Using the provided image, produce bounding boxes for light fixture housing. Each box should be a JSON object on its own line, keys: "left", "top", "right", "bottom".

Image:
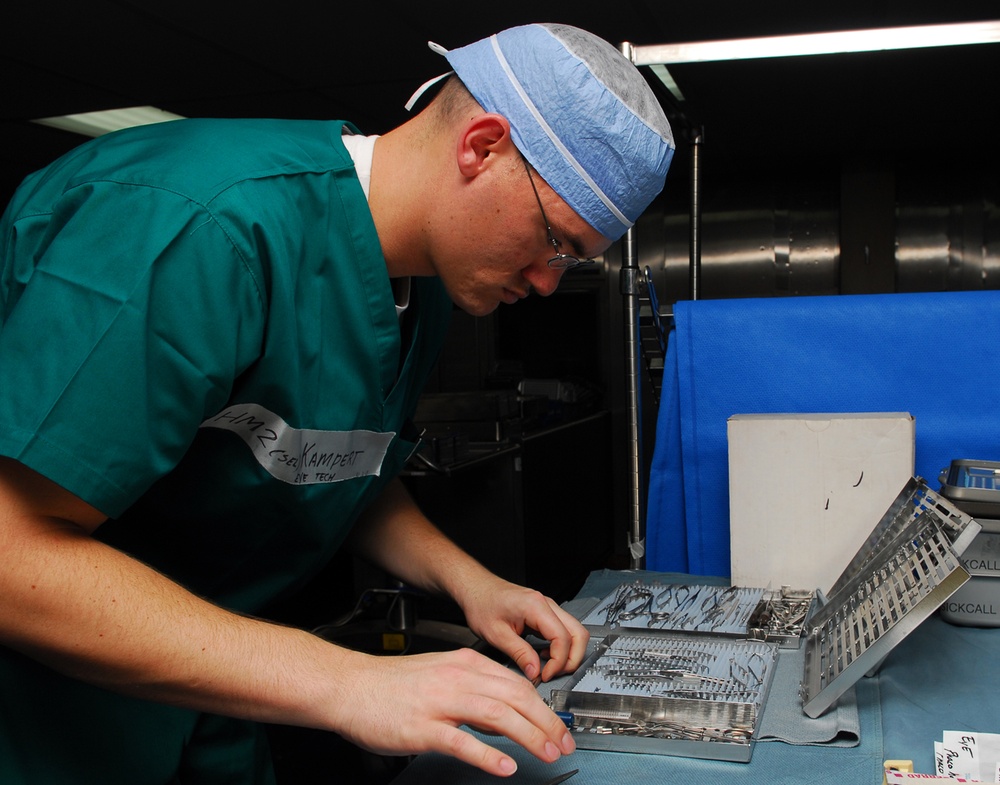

{"left": 32, "top": 106, "right": 185, "bottom": 138}
{"left": 628, "top": 19, "right": 1000, "bottom": 67}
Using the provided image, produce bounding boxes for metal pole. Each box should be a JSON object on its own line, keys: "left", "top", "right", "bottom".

{"left": 689, "top": 128, "right": 703, "bottom": 300}
{"left": 618, "top": 40, "right": 645, "bottom": 569}
{"left": 620, "top": 227, "right": 645, "bottom": 569}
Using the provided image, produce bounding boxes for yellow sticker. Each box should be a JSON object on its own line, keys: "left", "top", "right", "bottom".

{"left": 382, "top": 633, "right": 406, "bottom": 652}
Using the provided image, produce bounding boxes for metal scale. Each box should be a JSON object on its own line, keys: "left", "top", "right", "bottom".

{"left": 549, "top": 477, "right": 981, "bottom": 762}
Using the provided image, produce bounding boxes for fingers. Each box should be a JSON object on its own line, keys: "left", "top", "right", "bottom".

{"left": 401, "top": 651, "right": 576, "bottom": 777}
{"left": 460, "top": 581, "right": 589, "bottom": 682}
{"left": 495, "top": 627, "right": 543, "bottom": 683}
{"left": 457, "top": 670, "right": 576, "bottom": 763}
{"left": 437, "top": 708, "right": 569, "bottom": 778}
{"left": 437, "top": 723, "right": 521, "bottom": 777}
{"left": 527, "top": 598, "right": 590, "bottom": 681}
{"left": 334, "top": 646, "right": 580, "bottom": 778}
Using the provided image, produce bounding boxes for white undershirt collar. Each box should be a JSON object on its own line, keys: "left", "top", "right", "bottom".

{"left": 341, "top": 130, "right": 410, "bottom": 317}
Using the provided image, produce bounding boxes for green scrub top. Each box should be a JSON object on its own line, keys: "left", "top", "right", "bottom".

{"left": 0, "top": 118, "right": 453, "bottom": 783}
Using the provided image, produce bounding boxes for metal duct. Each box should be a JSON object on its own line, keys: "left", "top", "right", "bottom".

{"left": 637, "top": 180, "right": 998, "bottom": 303}
{"left": 896, "top": 196, "right": 1000, "bottom": 292}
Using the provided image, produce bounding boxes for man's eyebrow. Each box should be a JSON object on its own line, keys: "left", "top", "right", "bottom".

{"left": 565, "top": 230, "right": 600, "bottom": 261}
{"left": 551, "top": 221, "right": 593, "bottom": 260}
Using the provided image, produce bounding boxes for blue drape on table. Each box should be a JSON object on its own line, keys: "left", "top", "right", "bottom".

{"left": 646, "top": 290, "right": 1000, "bottom": 576}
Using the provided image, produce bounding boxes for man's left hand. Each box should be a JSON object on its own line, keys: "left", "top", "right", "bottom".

{"left": 458, "top": 575, "right": 590, "bottom": 683}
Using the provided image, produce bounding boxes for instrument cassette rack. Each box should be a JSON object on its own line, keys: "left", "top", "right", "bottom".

{"left": 550, "top": 477, "right": 981, "bottom": 763}
{"left": 937, "top": 459, "right": 1000, "bottom": 626}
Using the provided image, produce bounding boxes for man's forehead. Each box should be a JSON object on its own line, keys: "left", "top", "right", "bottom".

{"left": 554, "top": 196, "right": 612, "bottom": 259}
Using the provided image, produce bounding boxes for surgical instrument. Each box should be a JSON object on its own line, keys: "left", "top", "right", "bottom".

{"left": 540, "top": 769, "right": 579, "bottom": 785}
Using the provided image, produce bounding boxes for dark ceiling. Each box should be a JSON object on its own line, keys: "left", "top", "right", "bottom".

{"left": 4, "top": 0, "right": 999, "bottom": 207}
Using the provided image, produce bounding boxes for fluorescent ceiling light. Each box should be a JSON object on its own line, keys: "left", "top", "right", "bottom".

{"left": 630, "top": 19, "right": 1000, "bottom": 66}
{"left": 649, "top": 64, "right": 686, "bottom": 103}
{"left": 32, "top": 105, "right": 185, "bottom": 138}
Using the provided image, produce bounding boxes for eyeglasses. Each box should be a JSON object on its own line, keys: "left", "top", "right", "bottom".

{"left": 521, "top": 158, "right": 598, "bottom": 271}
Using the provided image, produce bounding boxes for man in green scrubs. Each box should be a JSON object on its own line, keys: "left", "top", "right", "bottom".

{"left": 0, "top": 23, "right": 674, "bottom": 784}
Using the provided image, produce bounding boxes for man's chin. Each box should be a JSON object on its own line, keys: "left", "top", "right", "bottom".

{"left": 450, "top": 292, "right": 503, "bottom": 317}
{"left": 461, "top": 301, "right": 501, "bottom": 317}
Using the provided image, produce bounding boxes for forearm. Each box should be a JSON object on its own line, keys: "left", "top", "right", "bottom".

{"left": 348, "top": 479, "right": 589, "bottom": 683}
{"left": 0, "top": 508, "right": 361, "bottom": 730}
{"left": 347, "top": 478, "right": 496, "bottom": 606}
{"left": 2, "top": 511, "right": 579, "bottom": 775}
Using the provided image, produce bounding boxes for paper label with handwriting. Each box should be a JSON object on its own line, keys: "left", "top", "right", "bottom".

{"left": 201, "top": 403, "right": 394, "bottom": 485}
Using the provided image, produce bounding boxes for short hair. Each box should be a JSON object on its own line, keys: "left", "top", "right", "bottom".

{"left": 427, "top": 76, "right": 479, "bottom": 126}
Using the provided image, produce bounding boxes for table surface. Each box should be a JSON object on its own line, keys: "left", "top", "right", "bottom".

{"left": 389, "top": 570, "right": 1000, "bottom": 785}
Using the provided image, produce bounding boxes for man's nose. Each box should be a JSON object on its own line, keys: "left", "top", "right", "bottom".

{"left": 522, "top": 259, "right": 564, "bottom": 297}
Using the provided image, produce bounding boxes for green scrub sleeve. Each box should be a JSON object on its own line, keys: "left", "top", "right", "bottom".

{"left": 0, "top": 180, "right": 266, "bottom": 517}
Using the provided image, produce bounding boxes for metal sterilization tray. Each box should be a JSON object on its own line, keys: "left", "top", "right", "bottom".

{"left": 800, "top": 477, "right": 980, "bottom": 718}
{"left": 580, "top": 581, "right": 815, "bottom": 648}
{"left": 825, "top": 476, "right": 981, "bottom": 601}
{"left": 549, "top": 631, "right": 779, "bottom": 763}
{"left": 939, "top": 459, "right": 1000, "bottom": 518}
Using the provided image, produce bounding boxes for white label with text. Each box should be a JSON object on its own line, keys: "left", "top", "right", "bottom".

{"left": 201, "top": 403, "right": 394, "bottom": 485}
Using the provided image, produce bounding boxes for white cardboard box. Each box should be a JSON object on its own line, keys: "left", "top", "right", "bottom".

{"left": 728, "top": 412, "right": 915, "bottom": 594}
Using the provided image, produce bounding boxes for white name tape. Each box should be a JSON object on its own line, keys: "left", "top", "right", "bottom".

{"left": 201, "top": 403, "right": 394, "bottom": 485}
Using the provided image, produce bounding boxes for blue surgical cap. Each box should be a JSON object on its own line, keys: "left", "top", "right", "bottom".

{"left": 428, "top": 23, "right": 675, "bottom": 241}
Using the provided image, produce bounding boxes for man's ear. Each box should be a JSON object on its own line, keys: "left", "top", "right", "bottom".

{"left": 456, "top": 113, "right": 513, "bottom": 177}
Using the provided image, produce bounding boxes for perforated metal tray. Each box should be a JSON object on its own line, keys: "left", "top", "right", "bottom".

{"left": 549, "top": 631, "right": 779, "bottom": 762}
{"left": 800, "top": 478, "right": 980, "bottom": 718}
{"left": 825, "top": 477, "right": 980, "bottom": 600}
